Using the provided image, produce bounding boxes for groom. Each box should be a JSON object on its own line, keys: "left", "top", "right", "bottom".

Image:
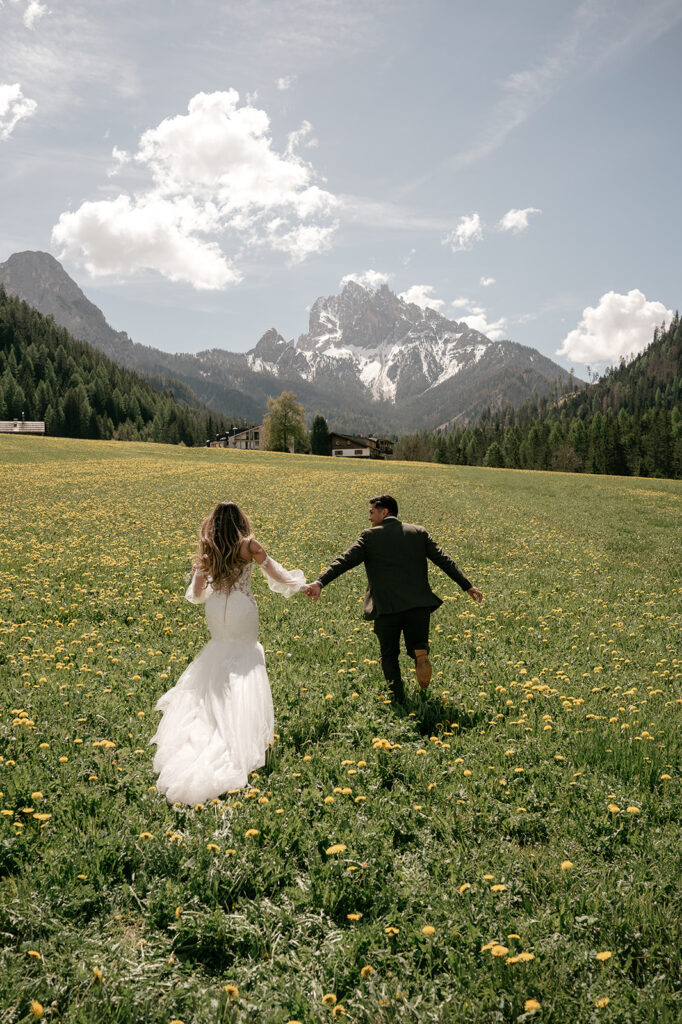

{"left": 305, "top": 495, "right": 483, "bottom": 703}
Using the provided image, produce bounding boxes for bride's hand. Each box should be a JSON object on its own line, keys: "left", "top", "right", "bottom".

{"left": 248, "top": 537, "right": 268, "bottom": 564}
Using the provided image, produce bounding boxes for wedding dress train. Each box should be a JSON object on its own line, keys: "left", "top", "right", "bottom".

{"left": 150, "top": 557, "right": 305, "bottom": 805}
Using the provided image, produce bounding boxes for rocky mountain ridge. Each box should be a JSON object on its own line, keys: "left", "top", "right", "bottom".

{"left": 0, "top": 251, "right": 576, "bottom": 432}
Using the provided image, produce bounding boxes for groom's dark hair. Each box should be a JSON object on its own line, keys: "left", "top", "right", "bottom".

{"left": 370, "top": 494, "right": 398, "bottom": 517}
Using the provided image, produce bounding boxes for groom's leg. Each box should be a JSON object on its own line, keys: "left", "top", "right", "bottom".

{"left": 403, "top": 607, "right": 432, "bottom": 689}
{"left": 373, "top": 612, "right": 406, "bottom": 703}
{"left": 402, "top": 607, "right": 431, "bottom": 658}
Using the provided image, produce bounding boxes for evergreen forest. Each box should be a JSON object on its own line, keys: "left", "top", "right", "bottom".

{"left": 394, "top": 315, "right": 682, "bottom": 478}
{"left": 0, "top": 288, "right": 232, "bottom": 445}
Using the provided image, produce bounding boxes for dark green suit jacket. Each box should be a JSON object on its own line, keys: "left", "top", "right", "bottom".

{"left": 317, "top": 518, "right": 472, "bottom": 620}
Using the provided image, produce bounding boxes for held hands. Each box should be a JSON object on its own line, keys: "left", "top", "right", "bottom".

{"left": 468, "top": 586, "right": 483, "bottom": 603}
{"left": 305, "top": 582, "right": 321, "bottom": 601}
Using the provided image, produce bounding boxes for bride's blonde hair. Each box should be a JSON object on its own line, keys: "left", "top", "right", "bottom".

{"left": 193, "top": 501, "right": 252, "bottom": 591}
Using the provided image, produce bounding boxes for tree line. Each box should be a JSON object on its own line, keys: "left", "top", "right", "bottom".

{"left": 0, "top": 287, "right": 232, "bottom": 445}
{"left": 394, "top": 315, "right": 682, "bottom": 479}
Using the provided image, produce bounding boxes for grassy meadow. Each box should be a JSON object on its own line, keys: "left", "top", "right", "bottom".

{"left": 0, "top": 436, "right": 680, "bottom": 1024}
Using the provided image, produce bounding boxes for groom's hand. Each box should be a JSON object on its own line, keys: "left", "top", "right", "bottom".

{"left": 468, "top": 587, "right": 483, "bottom": 603}
{"left": 305, "top": 582, "right": 321, "bottom": 601}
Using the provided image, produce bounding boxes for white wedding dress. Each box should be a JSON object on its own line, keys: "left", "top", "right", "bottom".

{"left": 150, "top": 557, "right": 305, "bottom": 805}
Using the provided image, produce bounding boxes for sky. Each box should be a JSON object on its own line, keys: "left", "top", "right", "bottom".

{"left": 1, "top": 0, "right": 681, "bottom": 373}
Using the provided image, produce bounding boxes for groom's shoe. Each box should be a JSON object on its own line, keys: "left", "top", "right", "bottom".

{"left": 414, "top": 650, "right": 432, "bottom": 689}
{"left": 389, "top": 680, "right": 406, "bottom": 705}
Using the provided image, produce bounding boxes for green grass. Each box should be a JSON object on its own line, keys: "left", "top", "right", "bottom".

{"left": 0, "top": 436, "right": 680, "bottom": 1023}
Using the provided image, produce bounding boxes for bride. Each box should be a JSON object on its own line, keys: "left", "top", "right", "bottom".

{"left": 150, "top": 500, "right": 306, "bottom": 805}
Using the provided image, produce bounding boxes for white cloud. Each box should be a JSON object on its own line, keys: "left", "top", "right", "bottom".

{"left": 398, "top": 285, "right": 445, "bottom": 312}
{"left": 459, "top": 311, "right": 508, "bottom": 341}
{"left": 268, "top": 220, "right": 338, "bottom": 263}
{"left": 52, "top": 194, "right": 240, "bottom": 290}
{"left": 557, "top": 289, "right": 672, "bottom": 365}
{"left": 23, "top": 1, "right": 48, "bottom": 29}
{"left": 276, "top": 76, "right": 295, "bottom": 91}
{"left": 497, "top": 207, "right": 541, "bottom": 233}
{"left": 450, "top": 296, "right": 507, "bottom": 340}
{"left": 442, "top": 213, "right": 483, "bottom": 253}
{"left": 0, "top": 82, "right": 37, "bottom": 139}
{"left": 341, "top": 269, "right": 391, "bottom": 289}
{"left": 52, "top": 89, "right": 338, "bottom": 288}
{"left": 480, "top": 276, "right": 496, "bottom": 287}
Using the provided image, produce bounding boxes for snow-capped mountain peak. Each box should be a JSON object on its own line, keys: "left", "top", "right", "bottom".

{"left": 246, "top": 281, "right": 498, "bottom": 403}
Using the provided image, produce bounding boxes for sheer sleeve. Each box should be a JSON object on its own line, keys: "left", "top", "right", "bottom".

{"left": 259, "top": 556, "right": 307, "bottom": 597}
{"left": 184, "top": 571, "right": 213, "bottom": 605}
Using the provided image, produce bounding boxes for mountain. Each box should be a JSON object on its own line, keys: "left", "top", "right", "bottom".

{"left": 0, "top": 251, "right": 577, "bottom": 432}
{"left": 0, "top": 285, "right": 231, "bottom": 445}
{"left": 395, "top": 314, "right": 682, "bottom": 478}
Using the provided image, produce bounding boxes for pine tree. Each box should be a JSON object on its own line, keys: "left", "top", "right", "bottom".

{"left": 310, "top": 414, "right": 332, "bottom": 455}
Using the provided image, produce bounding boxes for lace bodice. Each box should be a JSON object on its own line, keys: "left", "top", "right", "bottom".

{"left": 185, "top": 561, "right": 254, "bottom": 606}
{"left": 185, "top": 556, "right": 306, "bottom": 606}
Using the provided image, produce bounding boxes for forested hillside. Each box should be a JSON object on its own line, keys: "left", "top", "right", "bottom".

{"left": 0, "top": 288, "right": 231, "bottom": 445}
{"left": 395, "top": 315, "right": 682, "bottom": 478}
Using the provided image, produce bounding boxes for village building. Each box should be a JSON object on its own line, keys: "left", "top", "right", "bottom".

{"left": 226, "top": 425, "right": 262, "bottom": 450}
{"left": 330, "top": 432, "right": 393, "bottom": 459}
{"left": 207, "top": 425, "right": 392, "bottom": 458}
{"left": 0, "top": 420, "right": 45, "bottom": 435}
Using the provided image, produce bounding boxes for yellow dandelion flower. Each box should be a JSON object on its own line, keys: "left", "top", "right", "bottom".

{"left": 31, "top": 792, "right": 43, "bottom": 800}
{"left": 384, "top": 926, "right": 400, "bottom": 936}
{"left": 325, "top": 843, "right": 347, "bottom": 855}
{"left": 332, "top": 1006, "right": 345, "bottom": 1017}
{"left": 324, "top": 795, "right": 335, "bottom": 804}
{"left": 595, "top": 997, "right": 610, "bottom": 1008}
{"left": 491, "top": 944, "right": 509, "bottom": 957}
{"left": 347, "top": 912, "right": 362, "bottom": 921}
{"left": 422, "top": 925, "right": 435, "bottom": 936}
{"left": 223, "top": 984, "right": 239, "bottom": 999}
{"left": 608, "top": 803, "right": 620, "bottom": 814}
{"left": 524, "top": 998, "right": 541, "bottom": 1013}
{"left": 206, "top": 843, "right": 219, "bottom": 852}
{"left": 360, "top": 965, "right": 374, "bottom": 977}
{"left": 596, "top": 951, "right": 612, "bottom": 961}
{"left": 660, "top": 773, "right": 671, "bottom": 780}
{"left": 245, "top": 828, "right": 259, "bottom": 837}
{"left": 491, "top": 883, "right": 507, "bottom": 892}
{"left": 138, "top": 831, "right": 154, "bottom": 840}
{"left": 626, "top": 806, "right": 641, "bottom": 814}
{"left": 561, "top": 860, "right": 573, "bottom": 870}
{"left": 517, "top": 952, "right": 536, "bottom": 962}
{"left": 93, "top": 967, "right": 102, "bottom": 982}
{"left": 458, "top": 883, "right": 470, "bottom": 893}
{"left": 322, "top": 993, "right": 337, "bottom": 1006}
{"left": 30, "top": 1001, "right": 43, "bottom": 1019}
{"left": 28, "top": 950, "right": 41, "bottom": 959}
